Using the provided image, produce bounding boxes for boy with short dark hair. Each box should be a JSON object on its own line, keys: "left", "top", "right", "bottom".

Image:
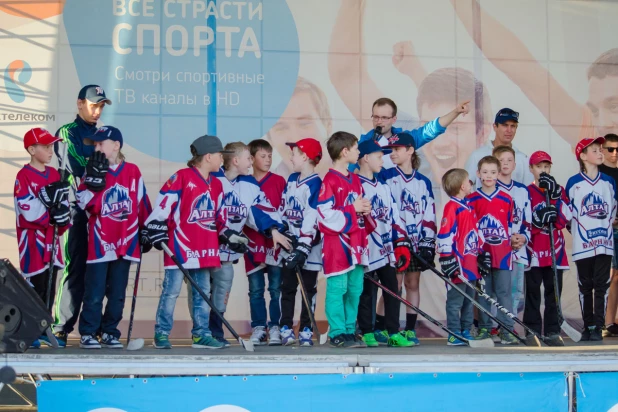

{"left": 318, "top": 131, "right": 374, "bottom": 348}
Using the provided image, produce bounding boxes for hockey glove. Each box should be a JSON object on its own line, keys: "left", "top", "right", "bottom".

{"left": 38, "top": 180, "right": 70, "bottom": 209}
{"left": 393, "top": 237, "right": 412, "bottom": 272}
{"left": 439, "top": 255, "right": 460, "bottom": 280}
{"left": 139, "top": 228, "right": 153, "bottom": 254}
{"left": 538, "top": 172, "right": 562, "bottom": 200}
{"left": 417, "top": 238, "right": 436, "bottom": 270}
{"left": 84, "top": 151, "right": 109, "bottom": 192}
{"left": 477, "top": 251, "right": 491, "bottom": 277}
{"left": 531, "top": 205, "right": 557, "bottom": 229}
{"left": 283, "top": 242, "right": 311, "bottom": 270}
{"left": 50, "top": 203, "right": 70, "bottom": 227}
{"left": 146, "top": 220, "right": 169, "bottom": 250}
{"left": 219, "top": 229, "right": 249, "bottom": 254}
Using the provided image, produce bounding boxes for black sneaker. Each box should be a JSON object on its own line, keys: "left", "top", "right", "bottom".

{"left": 329, "top": 334, "right": 346, "bottom": 348}
{"left": 214, "top": 336, "right": 231, "bottom": 348}
{"left": 545, "top": 333, "right": 565, "bottom": 347}
{"left": 354, "top": 333, "right": 367, "bottom": 348}
{"left": 581, "top": 327, "right": 592, "bottom": 341}
{"left": 343, "top": 334, "right": 362, "bottom": 348}
{"left": 590, "top": 326, "right": 603, "bottom": 342}
{"left": 604, "top": 323, "right": 618, "bottom": 337}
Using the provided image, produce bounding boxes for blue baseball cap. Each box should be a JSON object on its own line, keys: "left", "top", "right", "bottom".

{"left": 494, "top": 108, "right": 519, "bottom": 124}
{"left": 78, "top": 85, "right": 112, "bottom": 105}
{"left": 358, "top": 140, "right": 392, "bottom": 158}
{"left": 84, "top": 126, "right": 123, "bottom": 148}
{"left": 383, "top": 132, "right": 415, "bottom": 148}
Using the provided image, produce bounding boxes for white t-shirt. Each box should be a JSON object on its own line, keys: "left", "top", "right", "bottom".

{"left": 464, "top": 140, "right": 534, "bottom": 188}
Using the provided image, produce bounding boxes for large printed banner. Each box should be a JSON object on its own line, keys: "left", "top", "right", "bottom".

{"left": 38, "top": 372, "right": 568, "bottom": 412}
{"left": 576, "top": 372, "right": 618, "bottom": 412}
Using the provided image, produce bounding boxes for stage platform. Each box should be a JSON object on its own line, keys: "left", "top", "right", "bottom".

{"left": 6, "top": 337, "right": 618, "bottom": 377}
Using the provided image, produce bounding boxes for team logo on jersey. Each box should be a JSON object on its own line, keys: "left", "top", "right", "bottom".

{"left": 166, "top": 173, "right": 178, "bottom": 188}
{"left": 14, "top": 179, "right": 21, "bottom": 193}
{"left": 513, "top": 204, "right": 522, "bottom": 225}
{"left": 344, "top": 192, "right": 359, "bottom": 205}
{"left": 400, "top": 189, "right": 421, "bottom": 215}
{"left": 580, "top": 191, "right": 608, "bottom": 219}
{"left": 101, "top": 183, "right": 132, "bottom": 221}
{"left": 370, "top": 194, "right": 390, "bottom": 222}
{"left": 188, "top": 192, "right": 217, "bottom": 231}
{"left": 478, "top": 214, "right": 507, "bottom": 245}
{"left": 285, "top": 196, "right": 304, "bottom": 228}
{"left": 223, "top": 191, "right": 247, "bottom": 223}
{"left": 464, "top": 230, "right": 479, "bottom": 255}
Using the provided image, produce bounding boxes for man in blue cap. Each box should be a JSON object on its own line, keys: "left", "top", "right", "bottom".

{"left": 48, "top": 85, "right": 112, "bottom": 347}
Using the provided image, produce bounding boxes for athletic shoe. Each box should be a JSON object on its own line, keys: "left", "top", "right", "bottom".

{"left": 153, "top": 333, "right": 172, "bottom": 349}
{"left": 329, "top": 334, "right": 345, "bottom": 348}
{"left": 53, "top": 331, "right": 67, "bottom": 348}
{"left": 447, "top": 334, "right": 466, "bottom": 346}
{"left": 214, "top": 336, "right": 231, "bottom": 348}
{"left": 250, "top": 326, "right": 268, "bottom": 346}
{"left": 100, "top": 333, "right": 123, "bottom": 349}
{"left": 343, "top": 334, "right": 362, "bottom": 348}
{"left": 362, "top": 332, "right": 379, "bottom": 347}
{"left": 268, "top": 326, "right": 282, "bottom": 346}
{"left": 545, "top": 333, "right": 565, "bottom": 347}
{"left": 388, "top": 332, "right": 414, "bottom": 347}
{"left": 299, "top": 327, "right": 313, "bottom": 347}
{"left": 373, "top": 330, "right": 389, "bottom": 346}
{"left": 603, "top": 323, "right": 618, "bottom": 337}
{"left": 29, "top": 339, "right": 41, "bottom": 349}
{"left": 281, "top": 326, "right": 297, "bottom": 346}
{"left": 490, "top": 327, "right": 501, "bottom": 343}
{"left": 581, "top": 327, "right": 593, "bottom": 342}
{"left": 499, "top": 330, "right": 519, "bottom": 345}
{"left": 355, "top": 333, "right": 367, "bottom": 348}
{"left": 80, "top": 335, "right": 101, "bottom": 349}
{"left": 461, "top": 329, "right": 474, "bottom": 341}
{"left": 590, "top": 326, "right": 603, "bottom": 342}
{"left": 192, "top": 335, "right": 225, "bottom": 349}
{"left": 39, "top": 334, "right": 54, "bottom": 347}
{"left": 403, "top": 330, "right": 420, "bottom": 345}
{"left": 469, "top": 325, "right": 478, "bottom": 338}
{"left": 477, "top": 328, "right": 491, "bottom": 340}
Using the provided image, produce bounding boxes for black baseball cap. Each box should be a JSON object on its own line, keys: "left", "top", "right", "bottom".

{"left": 358, "top": 140, "right": 392, "bottom": 158}
{"left": 383, "top": 132, "right": 415, "bottom": 148}
{"left": 494, "top": 108, "right": 519, "bottom": 124}
{"left": 190, "top": 135, "right": 233, "bottom": 156}
{"left": 83, "top": 126, "right": 123, "bottom": 148}
{"left": 78, "top": 85, "right": 112, "bottom": 105}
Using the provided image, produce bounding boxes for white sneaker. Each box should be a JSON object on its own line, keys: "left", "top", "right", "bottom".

{"left": 269, "top": 325, "right": 282, "bottom": 346}
{"left": 250, "top": 326, "right": 267, "bottom": 346}
{"left": 299, "top": 327, "right": 314, "bottom": 347}
{"left": 281, "top": 326, "right": 296, "bottom": 346}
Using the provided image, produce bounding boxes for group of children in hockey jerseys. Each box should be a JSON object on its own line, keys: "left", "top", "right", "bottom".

{"left": 14, "top": 117, "right": 617, "bottom": 349}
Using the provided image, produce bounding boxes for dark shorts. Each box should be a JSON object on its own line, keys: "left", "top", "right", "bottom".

{"left": 406, "top": 256, "right": 424, "bottom": 273}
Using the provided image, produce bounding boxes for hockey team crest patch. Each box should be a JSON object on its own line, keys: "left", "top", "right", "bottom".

{"left": 464, "top": 230, "right": 479, "bottom": 255}
{"left": 188, "top": 192, "right": 217, "bottom": 231}
{"left": 580, "top": 191, "right": 608, "bottom": 219}
{"left": 400, "top": 189, "right": 421, "bottom": 215}
{"left": 101, "top": 183, "right": 132, "bottom": 221}
{"left": 478, "top": 214, "right": 507, "bottom": 245}
{"left": 285, "top": 195, "right": 304, "bottom": 228}
{"left": 370, "top": 194, "right": 389, "bottom": 222}
{"left": 513, "top": 204, "right": 522, "bottom": 225}
{"left": 223, "top": 191, "right": 247, "bottom": 223}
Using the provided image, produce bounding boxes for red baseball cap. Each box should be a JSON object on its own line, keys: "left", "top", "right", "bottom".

{"left": 286, "top": 138, "right": 322, "bottom": 164}
{"left": 575, "top": 137, "right": 605, "bottom": 159}
{"left": 529, "top": 151, "right": 552, "bottom": 166}
{"left": 23, "top": 128, "right": 61, "bottom": 150}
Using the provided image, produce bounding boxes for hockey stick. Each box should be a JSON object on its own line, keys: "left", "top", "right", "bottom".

{"left": 545, "top": 190, "right": 582, "bottom": 342}
{"left": 161, "top": 244, "right": 254, "bottom": 351}
{"left": 364, "top": 274, "right": 493, "bottom": 348}
{"left": 295, "top": 267, "right": 328, "bottom": 345}
{"left": 414, "top": 252, "right": 540, "bottom": 346}
{"left": 456, "top": 273, "right": 547, "bottom": 346}
{"left": 126, "top": 247, "right": 145, "bottom": 351}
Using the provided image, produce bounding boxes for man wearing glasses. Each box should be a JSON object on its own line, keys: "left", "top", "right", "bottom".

{"left": 600, "top": 133, "right": 618, "bottom": 338}
{"left": 464, "top": 108, "right": 534, "bottom": 187}
{"left": 354, "top": 97, "right": 470, "bottom": 170}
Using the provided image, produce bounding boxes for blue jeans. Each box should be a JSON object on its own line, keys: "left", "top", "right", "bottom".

{"left": 78, "top": 258, "right": 131, "bottom": 338}
{"left": 511, "top": 263, "right": 525, "bottom": 314}
{"left": 156, "top": 268, "right": 213, "bottom": 337}
{"left": 478, "top": 269, "right": 513, "bottom": 330}
{"left": 248, "top": 265, "right": 282, "bottom": 328}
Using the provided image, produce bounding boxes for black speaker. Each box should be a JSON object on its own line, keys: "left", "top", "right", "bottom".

{"left": 0, "top": 259, "right": 52, "bottom": 353}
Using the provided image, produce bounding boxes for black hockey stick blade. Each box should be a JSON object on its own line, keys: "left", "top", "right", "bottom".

{"left": 560, "top": 320, "right": 582, "bottom": 342}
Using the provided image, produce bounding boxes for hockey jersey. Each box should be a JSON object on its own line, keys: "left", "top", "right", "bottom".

{"left": 359, "top": 174, "right": 407, "bottom": 272}
{"left": 243, "top": 172, "right": 286, "bottom": 274}
{"left": 466, "top": 188, "right": 514, "bottom": 270}
{"left": 14, "top": 165, "right": 69, "bottom": 277}
{"left": 146, "top": 167, "right": 226, "bottom": 270}
{"left": 497, "top": 179, "right": 532, "bottom": 265}
{"left": 526, "top": 184, "right": 571, "bottom": 269}
{"left": 213, "top": 169, "right": 284, "bottom": 263}
{"left": 566, "top": 171, "right": 618, "bottom": 261}
{"left": 77, "top": 162, "right": 152, "bottom": 264}
{"left": 437, "top": 197, "right": 484, "bottom": 282}
{"left": 276, "top": 172, "right": 323, "bottom": 272}
{"left": 317, "top": 169, "right": 373, "bottom": 277}
{"left": 380, "top": 167, "right": 437, "bottom": 251}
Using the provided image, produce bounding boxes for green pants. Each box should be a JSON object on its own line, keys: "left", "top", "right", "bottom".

{"left": 325, "top": 265, "right": 364, "bottom": 338}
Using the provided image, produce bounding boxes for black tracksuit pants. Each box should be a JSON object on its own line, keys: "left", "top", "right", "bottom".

{"left": 522, "top": 266, "right": 563, "bottom": 335}
{"left": 357, "top": 265, "right": 400, "bottom": 335}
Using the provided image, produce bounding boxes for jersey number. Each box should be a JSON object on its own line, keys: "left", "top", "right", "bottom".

{"left": 159, "top": 196, "right": 168, "bottom": 210}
